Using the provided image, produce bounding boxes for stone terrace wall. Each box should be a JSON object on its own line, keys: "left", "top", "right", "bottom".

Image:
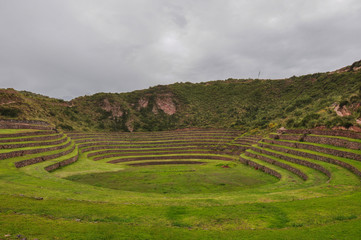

{"left": 0, "top": 136, "right": 67, "bottom": 150}
{"left": 44, "top": 152, "right": 78, "bottom": 172}
{"left": 86, "top": 147, "right": 204, "bottom": 157}
{"left": 108, "top": 155, "right": 234, "bottom": 164}
{"left": 0, "top": 133, "right": 62, "bottom": 143}
{"left": 93, "top": 150, "right": 228, "bottom": 161}
{"left": 0, "top": 119, "right": 51, "bottom": 126}
{"left": 263, "top": 139, "right": 361, "bottom": 161}
{"left": 14, "top": 144, "right": 75, "bottom": 168}
{"left": 251, "top": 146, "right": 331, "bottom": 178}
{"left": 277, "top": 129, "right": 361, "bottom": 140}
{"left": 0, "top": 130, "right": 56, "bottom": 138}
{"left": 239, "top": 156, "right": 282, "bottom": 179}
{"left": 79, "top": 142, "right": 231, "bottom": 152}
{"left": 270, "top": 133, "right": 361, "bottom": 150}
{"left": 258, "top": 143, "right": 361, "bottom": 178}
{"left": 245, "top": 151, "right": 308, "bottom": 180}
{"left": 0, "top": 140, "right": 71, "bottom": 160}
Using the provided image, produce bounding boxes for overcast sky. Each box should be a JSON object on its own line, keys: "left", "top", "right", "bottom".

{"left": 1, "top": 0, "right": 361, "bottom": 100}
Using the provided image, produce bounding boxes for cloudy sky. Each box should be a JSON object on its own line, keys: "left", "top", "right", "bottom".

{"left": 1, "top": 0, "right": 361, "bottom": 100}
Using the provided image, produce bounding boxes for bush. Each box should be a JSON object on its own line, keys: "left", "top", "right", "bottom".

{"left": 57, "top": 124, "right": 74, "bottom": 131}
{"left": 286, "top": 119, "right": 295, "bottom": 128}
{"left": 0, "top": 107, "right": 21, "bottom": 118}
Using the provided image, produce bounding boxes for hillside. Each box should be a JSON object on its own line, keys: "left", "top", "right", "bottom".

{"left": 1, "top": 60, "right": 361, "bottom": 132}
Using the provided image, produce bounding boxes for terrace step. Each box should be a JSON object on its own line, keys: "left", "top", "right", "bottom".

{"left": 256, "top": 142, "right": 361, "bottom": 179}
{"left": 245, "top": 151, "right": 308, "bottom": 180}
{"left": 0, "top": 130, "right": 56, "bottom": 138}
{"left": 92, "top": 150, "right": 227, "bottom": 161}
{"left": 262, "top": 138, "right": 361, "bottom": 161}
{"left": 277, "top": 129, "right": 361, "bottom": 140}
{"left": 0, "top": 133, "right": 63, "bottom": 143}
{"left": 0, "top": 120, "right": 54, "bottom": 130}
{"left": 0, "top": 134, "right": 67, "bottom": 149}
{"left": 44, "top": 148, "right": 79, "bottom": 172}
{"left": 108, "top": 154, "right": 235, "bottom": 164}
{"left": 250, "top": 146, "right": 331, "bottom": 179}
{"left": 270, "top": 133, "right": 361, "bottom": 150}
{"left": 239, "top": 155, "right": 282, "bottom": 179}
{"left": 0, "top": 138, "right": 72, "bottom": 160}
{"left": 86, "top": 147, "right": 207, "bottom": 157}
{"left": 14, "top": 141, "right": 76, "bottom": 168}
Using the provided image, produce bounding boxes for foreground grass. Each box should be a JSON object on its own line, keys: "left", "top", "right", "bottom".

{"left": 1, "top": 192, "right": 361, "bottom": 239}
{"left": 1, "top": 129, "right": 361, "bottom": 239}
{"left": 65, "top": 162, "right": 277, "bottom": 194}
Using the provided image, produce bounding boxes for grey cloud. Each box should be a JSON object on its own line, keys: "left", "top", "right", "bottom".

{"left": 0, "top": 0, "right": 361, "bottom": 100}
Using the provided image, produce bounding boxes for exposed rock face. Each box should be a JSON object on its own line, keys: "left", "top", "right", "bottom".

{"left": 329, "top": 59, "right": 361, "bottom": 74}
{"left": 152, "top": 105, "right": 158, "bottom": 114}
{"left": 155, "top": 95, "right": 176, "bottom": 115}
{"left": 101, "top": 99, "right": 123, "bottom": 119}
{"left": 333, "top": 104, "right": 351, "bottom": 117}
{"left": 138, "top": 97, "right": 149, "bottom": 109}
{"left": 126, "top": 118, "right": 134, "bottom": 132}
{"left": 137, "top": 93, "right": 177, "bottom": 115}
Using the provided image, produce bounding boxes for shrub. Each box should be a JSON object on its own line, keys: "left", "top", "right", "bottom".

{"left": 0, "top": 107, "right": 21, "bottom": 118}
{"left": 57, "top": 124, "right": 74, "bottom": 131}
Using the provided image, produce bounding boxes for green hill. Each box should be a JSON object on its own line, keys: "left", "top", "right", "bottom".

{"left": 1, "top": 60, "right": 361, "bottom": 132}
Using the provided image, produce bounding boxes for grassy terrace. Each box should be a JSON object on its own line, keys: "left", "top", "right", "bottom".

{"left": 1, "top": 128, "right": 361, "bottom": 239}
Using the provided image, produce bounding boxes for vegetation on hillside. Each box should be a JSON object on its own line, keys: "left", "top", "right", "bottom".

{"left": 1, "top": 60, "right": 361, "bottom": 132}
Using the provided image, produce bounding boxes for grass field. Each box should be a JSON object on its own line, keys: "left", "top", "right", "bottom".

{"left": 1, "top": 128, "right": 361, "bottom": 239}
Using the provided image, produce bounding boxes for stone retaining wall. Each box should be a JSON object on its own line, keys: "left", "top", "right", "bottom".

{"left": 245, "top": 151, "right": 308, "bottom": 180}
{"left": 0, "top": 130, "right": 56, "bottom": 138}
{"left": 128, "top": 161, "right": 205, "bottom": 166}
{"left": 86, "top": 147, "right": 204, "bottom": 157}
{"left": 277, "top": 129, "right": 361, "bottom": 139}
{"left": 14, "top": 143, "right": 75, "bottom": 168}
{"left": 239, "top": 157, "right": 282, "bottom": 179}
{"left": 93, "top": 150, "right": 224, "bottom": 161}
{"left": 257, "top": 143, "right": 361, "bottom": 178}
{"left": 0, "top": 133, "right": 62, "bottom": 143}
{"left": 0, "top": 122, "right": 53, "bottom": 130}
{"left": 44, "top": 151, "right": 78, "bottom": 172}
{"left": 71, "top": 136, "right": 236, "bottom": 142}
{"left": 108, "top": 155, "right": 234, "bottom": 164}
{"left": 0, "top": 140, "right": 71, "bottom": 160}
{"left": 67, "top": 131, "right": 240, "bottom": 139}
{"left": 78, "top": 142, "right": 229, "bottom": 152}
{"left": 263, "top": 139, "right": 361, "bottom": 161}
{"left": 0, "top": 119, "right": 51, "bottom": 125}
{"left": 0, "top": 136, "right": 67, "bottom": 149}
{"left": 270, "top": 133, "right": 361, "bottom": 150}
{"left": 250, "top": 146, "right": 331, "bottom": 178}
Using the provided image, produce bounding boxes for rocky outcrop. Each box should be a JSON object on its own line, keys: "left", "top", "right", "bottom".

{"left": 155, "top": 94, "right": 176, "bottom": 115}
{"left": 333, "top": 104, "right": 351, "bottom": 117}
{"left": 101, "top": 99, "right": 123, "bottom": 119}
{"left": 138, "top": 97, "right": 149, "bottom": 109}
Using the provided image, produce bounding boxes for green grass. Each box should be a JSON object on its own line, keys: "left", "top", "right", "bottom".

{"left": 1, "top": 128, "right": 361, "bottom": 239}
{"left": 65, "top": 162, "right": 277, "bottom": 194}
{"left": 0, "top": 129, "right": 41, "bottom": 134}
